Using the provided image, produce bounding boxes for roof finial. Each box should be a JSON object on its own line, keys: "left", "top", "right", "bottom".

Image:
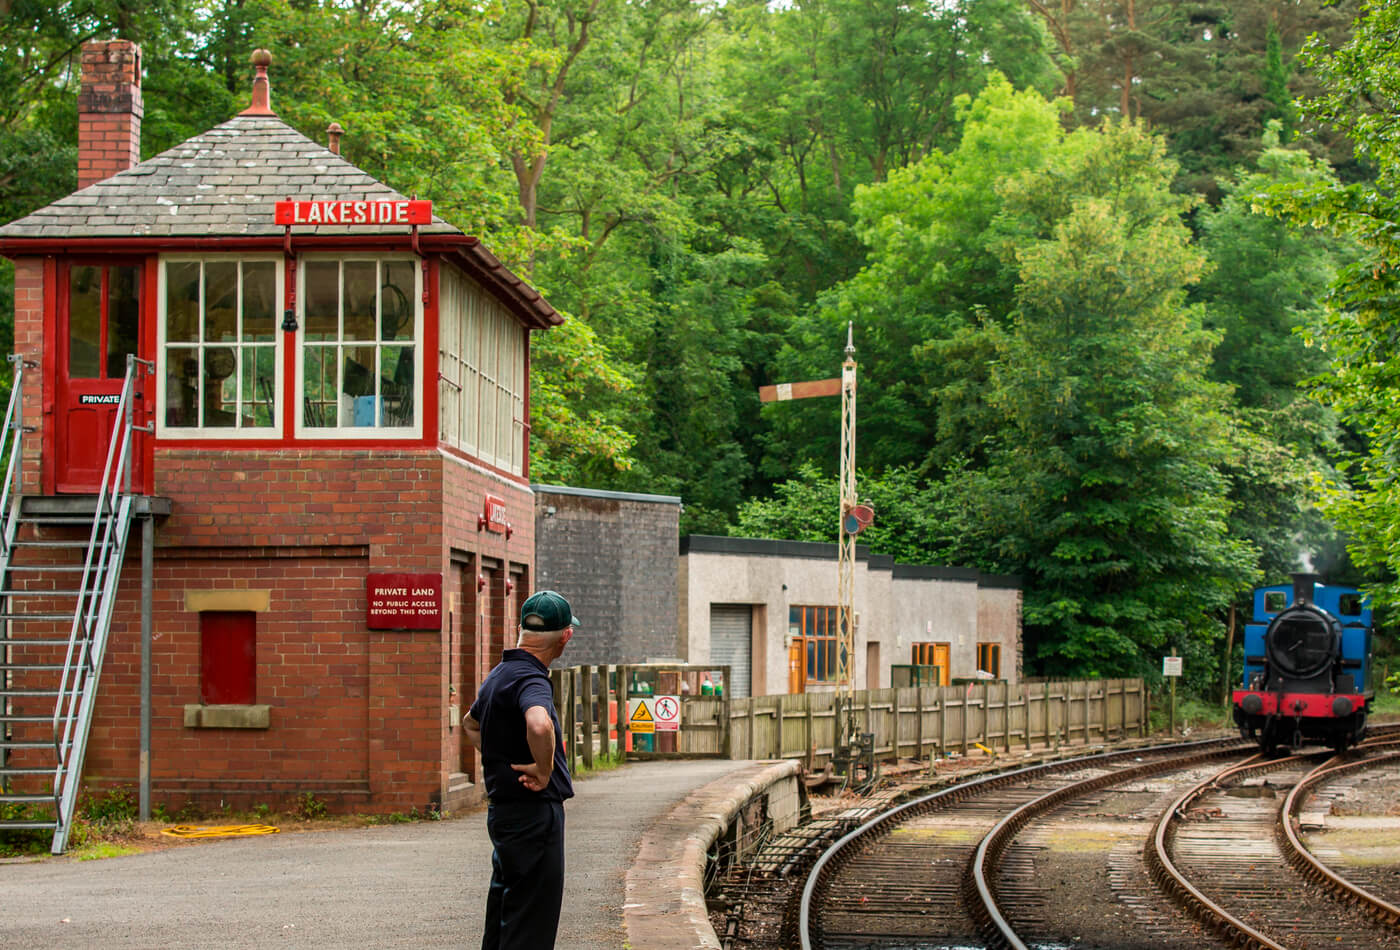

{"left": 326, "top": 122, "right": 344, "bottom": 155}
{"left": 240, "top": 49, "right": 275, "bottom": 116}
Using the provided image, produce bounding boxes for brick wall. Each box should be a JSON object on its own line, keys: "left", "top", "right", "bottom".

{"left": 12, "top": 258, "right": 44, "bottom": 496}
{"left": 533, "top": 489, "right": 680, "bottom": 665}
{"left": 68, "top": 448, "right": 537, "bottom": 815}
{"left": 77, "top": 41, "right": 142, "bottom": 190}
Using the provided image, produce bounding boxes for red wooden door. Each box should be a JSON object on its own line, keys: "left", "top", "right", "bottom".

{"left": 56, "top": 262, "right": 144, "bottom": 493}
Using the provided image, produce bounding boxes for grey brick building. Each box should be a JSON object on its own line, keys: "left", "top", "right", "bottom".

{"left": 532, "top": 485, "right": 682, "bottom": 665}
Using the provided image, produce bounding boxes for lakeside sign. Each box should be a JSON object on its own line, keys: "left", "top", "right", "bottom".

{"left": 275, "top": 199, "right": 432, "bottom": 226}
{"left": 367, "top": 572, "right": 442, "bottom": 630}
{"left": 481, "top": 494, "right": 508, "bottom": 534}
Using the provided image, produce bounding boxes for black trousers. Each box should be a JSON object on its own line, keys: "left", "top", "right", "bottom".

{"left": 482, "top": 799, "right": 566, "bottom": 950}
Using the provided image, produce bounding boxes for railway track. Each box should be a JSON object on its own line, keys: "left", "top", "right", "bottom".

{"left": 786, "top": 728, "right": 1400, "bottom": 950}
{"left": 796, "top": 737, "right": 1248, "bottom": 948}
{"left": 1148, "top": 738, "right": 1400, "bottom": 949}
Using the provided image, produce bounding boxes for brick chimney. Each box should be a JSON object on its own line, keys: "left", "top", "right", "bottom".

{"left": 77, "top": 40, "right": 143, "bottom": 190}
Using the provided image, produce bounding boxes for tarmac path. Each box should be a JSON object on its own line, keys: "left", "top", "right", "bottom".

{"left": 0, "top": 758, "right": 744, "bottom": 949}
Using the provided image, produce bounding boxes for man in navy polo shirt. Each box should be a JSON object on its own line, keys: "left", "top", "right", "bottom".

{"left": 464, "top": 590, "right": 578, "bottom": 950}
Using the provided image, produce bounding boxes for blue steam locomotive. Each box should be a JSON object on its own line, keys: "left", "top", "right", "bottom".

{"left": 1232, "top": 574, "right": 1373, "bottom": 754}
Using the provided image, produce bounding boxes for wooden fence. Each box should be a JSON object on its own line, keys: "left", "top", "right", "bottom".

{"left": 550, "top": 667, "right": 1147, "bottom": 772}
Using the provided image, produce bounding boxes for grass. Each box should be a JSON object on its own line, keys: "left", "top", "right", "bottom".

{"left": 1370, "top": 686, "right": 1400, "bottom": 717}
{"left": 573, "top": 743, "right": 625, "bottom": 780}
{"left": 72, "top": 841, "right": 140, "bottom": 861}
{"left": 1148, "top": 694, "right": 1234, "bottom": 737}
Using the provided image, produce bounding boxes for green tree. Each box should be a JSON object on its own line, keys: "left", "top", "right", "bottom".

{"left": 733, "top": 462, "right": 969, "bottom": 565}
{"left": 763, "top": 75, "right": 1066, "bottom": 479}
{"left": 1194, "top": 127, "right": 1354, "bottom": 581}
{"left": 980, "top": 120, "right": 1257, "bottom": 676}
{"left": 1261, "top": 0, "right": 1400, "bottom": 605}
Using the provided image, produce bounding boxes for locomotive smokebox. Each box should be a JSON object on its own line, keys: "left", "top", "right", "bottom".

{"left": 1292, "top": 572, "right": 1321, "bottom": 606}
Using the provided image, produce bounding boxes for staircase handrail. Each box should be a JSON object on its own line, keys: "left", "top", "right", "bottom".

{"left": 0, "top": 354, "right": 35, "bottom": 559}
{"left": 51, "top": 354, "right": 150, "bottom": 838}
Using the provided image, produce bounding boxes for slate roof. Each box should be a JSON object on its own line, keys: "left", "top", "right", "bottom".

{"left": 0, "top": 114, "right": 460, "bottom": 240}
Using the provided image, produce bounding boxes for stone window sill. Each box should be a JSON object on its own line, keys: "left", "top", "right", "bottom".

{"left": 183, "top": 704, "right": 271, "bottom": 729}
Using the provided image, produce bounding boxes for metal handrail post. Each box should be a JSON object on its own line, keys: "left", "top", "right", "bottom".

{"left": 50, "top": 355, "right": 149, "bottom": 840}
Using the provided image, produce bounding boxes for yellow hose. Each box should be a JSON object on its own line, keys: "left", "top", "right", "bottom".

{"left": 161, "top": 824, "right": 281, "bottom": 839}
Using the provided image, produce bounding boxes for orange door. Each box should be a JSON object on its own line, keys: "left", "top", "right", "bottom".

{"left": 933, "top": 643, "right": 950, "bottom": 686}
{"left": 57, "top": 261, "right": 144, "bottom": 493}
{"left": 788, "top": 637, "right": 806, "bottom": 694}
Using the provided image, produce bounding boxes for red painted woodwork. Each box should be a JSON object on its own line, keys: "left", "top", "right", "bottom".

{"left": 55, "top": 260, "right": 146, "bottom": 493}
{"left": 200, "top": 611, "right": 256, "bottom": 705}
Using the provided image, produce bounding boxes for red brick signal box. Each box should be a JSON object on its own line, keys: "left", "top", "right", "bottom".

{"left": 0, "top": 42, "right": 558, "bottom": 825}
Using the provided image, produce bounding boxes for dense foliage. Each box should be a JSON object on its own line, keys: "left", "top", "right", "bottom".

{"left": 1, "top": 0, "right": 1392, "bottom": 682}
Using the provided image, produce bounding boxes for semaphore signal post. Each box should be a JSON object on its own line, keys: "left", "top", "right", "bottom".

{"left": 759, "top": 324, "right": 870, "bottom": 765}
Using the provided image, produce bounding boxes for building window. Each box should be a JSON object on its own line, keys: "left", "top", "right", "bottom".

{"left": 911, "top": 642, "right": 939, "bottom": 666}
{"left": 160, "top": 258, "right": 280, "bottom": 435}
{"left": 976, "top": 642, "right": 1001, "bottom": 679}
{"left": 438, "top": 264, "right": 526, "bottom": 474}
{"left": 789, "top": 605, "right": 838, "bottom": 684}
{"left": 69, "top": 264, "right": 140, "bottom": 380}
{"left": 200, "top": 611, "right": 256, "bottom": 705}
{"left": 300, "top": 257, "right": 419, "bottom": 434}
{"left": 910, "top": 641, "right": 950, "bottom": 686}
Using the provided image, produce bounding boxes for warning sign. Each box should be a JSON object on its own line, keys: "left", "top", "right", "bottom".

{"left": 653, "top": 695, "right": 681, "bottom": 732}
{"left": 627, "top": 698, "right": 656, "bottom": 734}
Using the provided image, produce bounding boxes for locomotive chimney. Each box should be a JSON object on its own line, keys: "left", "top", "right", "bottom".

{"left": 1292, "top": 572, "right": 1320, "bottom": 607}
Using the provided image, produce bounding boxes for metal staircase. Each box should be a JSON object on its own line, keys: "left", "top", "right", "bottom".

{"left": 0, "top": 354, "right": 150, "bottom": 852}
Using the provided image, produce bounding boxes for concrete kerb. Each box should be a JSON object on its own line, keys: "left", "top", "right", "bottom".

{"left": 623, "top": 759, "right": 802, "bottom": 950}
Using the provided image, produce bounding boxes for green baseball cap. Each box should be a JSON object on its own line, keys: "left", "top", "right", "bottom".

{"left": 520, "top": 590, "right": 580, "bottom": 631}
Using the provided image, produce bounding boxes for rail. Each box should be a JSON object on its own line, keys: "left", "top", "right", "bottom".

{"left": 1144, "top": 752, "right": 1302, "bottom": 950}
{"left": 1278, "top": 743, "right": 1400, "bottom": 929}
{"left": 966, "top": 742, "right": 1247, "bottom": 949}
{"left": 796, "top": 736, "right": 1242, "bottom": 949}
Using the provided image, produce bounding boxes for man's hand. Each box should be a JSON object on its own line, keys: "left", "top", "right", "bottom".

{"left": 511, "top": 761, "right": 550, "bottom": 792}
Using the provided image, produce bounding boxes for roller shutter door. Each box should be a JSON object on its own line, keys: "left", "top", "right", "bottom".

{"left": 709, "top": 604, "right": 752, "bottom": 699}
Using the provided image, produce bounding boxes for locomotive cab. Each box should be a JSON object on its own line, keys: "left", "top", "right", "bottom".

{"left": 1233, "top": 574, "right": 1372, "bottom": 754}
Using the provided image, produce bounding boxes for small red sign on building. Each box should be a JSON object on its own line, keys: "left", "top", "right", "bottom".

{"left": 482, "top": 494, "right": 509, "bottom": 534}
{"left": 275, "top": 199, "right": 432, "bottom": 226}
{"left": 367, "top": 572, "right": 443, "bottom": 630}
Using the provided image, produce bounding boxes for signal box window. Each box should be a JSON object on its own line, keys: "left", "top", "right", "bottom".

{"left": 438, "top": 265, "right": 527, "bottom": 474}
{"left": 160, "top": 258, "right": 279, "bottom": 434}
{"left": 789, "top": 605, "right": 838, "bottom": 684}
{"left": 976, "top": 642, "right": 1001, "bottom": 679}
{"left": 301, "top": 257, "right": 418, "bottom": 433}
{"left": 201, "top": 611, "right": 256, "bottom": 705}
